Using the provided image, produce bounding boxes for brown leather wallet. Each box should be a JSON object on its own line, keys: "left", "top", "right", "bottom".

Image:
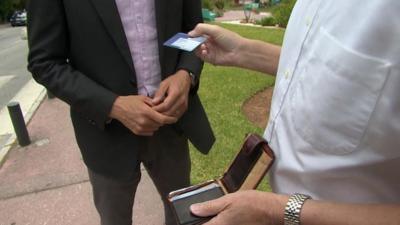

{"left": 168, "top": 134, "right": 275, "bottom": 225}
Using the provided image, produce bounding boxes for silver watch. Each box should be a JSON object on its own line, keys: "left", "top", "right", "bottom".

{"left": 284, "top": 193, "right": 311, "bottom": 225}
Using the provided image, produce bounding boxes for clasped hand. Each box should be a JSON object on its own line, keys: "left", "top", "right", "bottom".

{"left": 110, "top": 70, "right": 191, "bottom": 136}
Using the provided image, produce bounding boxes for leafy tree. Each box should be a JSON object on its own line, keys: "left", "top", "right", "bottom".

{"left": 0, "top": 0, "right": 13, "bottom": 22}
{"left": 13, "top": 0, "right": 27, "bottom": 9}
{"left": 0, "top": 0, "right": 27, "bottom": 22}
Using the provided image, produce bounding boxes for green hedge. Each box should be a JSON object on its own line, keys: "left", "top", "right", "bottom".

{"left": 256, "top": 16, "right": 277, "bottom": 27}
{"left": 202, "top": 0, "right": 214, "bottom": 10}
{"left": 271, "top": 0, "right": 296, "bottom": 28}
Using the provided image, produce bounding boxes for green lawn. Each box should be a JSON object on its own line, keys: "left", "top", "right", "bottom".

{"left": 190, "top": 23, "right": 285, "bottom": 191}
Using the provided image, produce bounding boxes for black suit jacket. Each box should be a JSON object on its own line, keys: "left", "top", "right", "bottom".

{"left": 27, "top": 0, "right": 215, "bottom": 179}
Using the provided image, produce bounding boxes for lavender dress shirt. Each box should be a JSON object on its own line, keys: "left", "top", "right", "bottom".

{"left": 115, "top": 0, "right": 161, "bottom": 97}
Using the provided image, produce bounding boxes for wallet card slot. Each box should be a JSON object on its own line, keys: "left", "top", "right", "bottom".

{"left": 169, "top": 180, "right": 216, "bottom": 199}
{"left": 170, "top": 185, "right": 224, "bottom": 225}
{"left": 170, "top": 182, "right": 221, "bottom": 201}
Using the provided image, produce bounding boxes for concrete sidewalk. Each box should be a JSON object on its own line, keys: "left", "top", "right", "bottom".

{"left": 215, "top": 10, "right": 271, "bottom": 22}
{"left": 0, "top": 98, "right": 164, "bottom": 225}
{"left": 0, "top": 23, "right": 11, "bottom": 29}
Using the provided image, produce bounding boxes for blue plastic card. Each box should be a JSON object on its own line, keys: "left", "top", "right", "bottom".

{"left": 163, "top": 32, "right": 206, "bottom": 52}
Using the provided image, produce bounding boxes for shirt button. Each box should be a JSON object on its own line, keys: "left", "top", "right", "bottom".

{"left": 284, "top": 69, "right": 291, "bottom": 79}
{"left": 306, "top": 17, "right": 312, "bottom": 27}
{"left": 89, "top": 119, "right": 96, "bottom": 126}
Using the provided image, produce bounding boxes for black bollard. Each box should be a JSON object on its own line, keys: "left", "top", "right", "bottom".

{"left": 47, "top": 89, "right": 55, "bottom": 99}
{"left": 7, "top": 102, "right": 31, "bottom": 146}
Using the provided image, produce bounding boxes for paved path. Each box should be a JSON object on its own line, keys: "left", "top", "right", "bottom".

{"left": 216, "top": 10, "right": 271, "bottom": 22}
{"left": 0, "top": 98, "right": 165, "bottom": 225}
{"left": 0, "top": 24, "right": 10, "bottom": 29}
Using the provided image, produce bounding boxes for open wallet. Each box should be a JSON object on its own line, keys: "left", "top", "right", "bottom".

{"left": 167, "top": 133, "right": 275, "bottom": 225}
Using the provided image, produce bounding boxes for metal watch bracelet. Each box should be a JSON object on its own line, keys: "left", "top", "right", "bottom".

{"left": 284, "top": 193, "right": 312, "bottom": 225}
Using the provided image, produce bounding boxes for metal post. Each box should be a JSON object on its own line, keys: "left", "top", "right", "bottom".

{"left": 47, "top": 89, "right": 55, "bottom": 99}
{"left": 7, "top": 102, "right": 31, "bottom": 146}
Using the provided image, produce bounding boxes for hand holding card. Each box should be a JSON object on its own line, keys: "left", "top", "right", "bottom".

{"left": 164, "top": 33, "right": 206, "bottom": 52}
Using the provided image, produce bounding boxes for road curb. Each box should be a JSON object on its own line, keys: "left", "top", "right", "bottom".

{"left": 0, "top": 24, "right": 11, "bottom": 29}
{"left": 0, "top": 79, "right": 46, "bottom": 167}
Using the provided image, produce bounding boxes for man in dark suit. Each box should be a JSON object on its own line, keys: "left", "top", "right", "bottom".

{"left": 27, "top": 0, "right": 215, "bottom": 224}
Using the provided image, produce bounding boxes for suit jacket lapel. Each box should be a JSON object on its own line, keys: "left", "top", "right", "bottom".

{"left": 154, "top": 0, "right": 166, "bottom": 77}
{"left": 89, "top": 0, "right": 135, "bottom": 75}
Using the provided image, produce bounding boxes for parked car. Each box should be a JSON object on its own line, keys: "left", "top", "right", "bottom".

{"left": 10, "top": 10, "right": 27, "bottom": 27}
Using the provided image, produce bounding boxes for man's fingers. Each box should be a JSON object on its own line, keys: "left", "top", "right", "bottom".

{"left": 152, "top": 83, "right": 168, "bottom": 105}
{"left": 140, "top": 105, "right": 177, "bottom": 124}
{"left": 154, "top": 94, "right": 188, "bottom": 118}
{"left": 126, "top": 122, "right": 156, "bottom": 136}
{"left": 125, "top": 117, "right": 159, "bottom": 136}
{"left": 190, "top": 196, "right": 228, "bottom": 217}
{"left": 147, "top": 108, "right": 177, "bottom": 124}
{"left": 142, "top": 96, "right": 154, "bottom": 107}
{"left": 189, "top": 23, "right": 219, "bottom": 38}
{"left": 195, "top": 44, "right": 209, "bottom": 60}
{"left": 135, "top": 117, "right": 160, "bottom": 130}
{"left": 157, "top": 113, "right": 177, "bottom": 124}
{"left": 194, "top": 46, "right": 203, "bottom": 58}
{"left": 152, "top": 93, "right": 176, "bottom": 113}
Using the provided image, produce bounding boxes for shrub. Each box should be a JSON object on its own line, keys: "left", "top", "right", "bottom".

{"left": 214, "top": 9, "right": 224, "bottom": 17}
{"left": 214, "top": 0, "right": 225, "bottom": 10}
{"left": 202, "top": 0, "right": 214, "bottom": 10}
{"left": 223, "top": 0, "right": 233, "bottom": 8}
{"left": 272, "top": 0, "right": 296, "bottom": 28}
{"left": 212, "top": 0, "right": 226, "bottom": 17}
{"left": 256, "top": 16, "right": 276, "bottom": 26}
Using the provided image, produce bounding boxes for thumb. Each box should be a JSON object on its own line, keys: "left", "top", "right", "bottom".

{"left": 190, "top": 196, "right": 228, "bottom": 217}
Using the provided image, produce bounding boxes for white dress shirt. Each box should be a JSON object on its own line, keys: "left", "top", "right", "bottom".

{"left": 265, "top": 0, "right": 400, "bottom": 203}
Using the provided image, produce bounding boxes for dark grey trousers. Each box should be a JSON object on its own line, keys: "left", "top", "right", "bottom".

{"left": 88, "top": 126, "right": 191, "bottom": 225}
